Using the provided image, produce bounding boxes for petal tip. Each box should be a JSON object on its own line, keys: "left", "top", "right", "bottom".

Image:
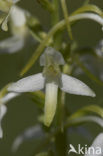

{"left": 44, "top": 119, "right": 51, "bottom": 127}
{"left": 91, "top": 91, "right": 96, "bottom": 98}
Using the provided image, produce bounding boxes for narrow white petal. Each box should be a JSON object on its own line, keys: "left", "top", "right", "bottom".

{"left": 0, "top": 36, "right": 24, "bottom": 53}
{"left": 8, "top": 73, "right": 45, "bottom": 93}
{"left": 44, "top": 83, "right": 58, "bottom": 126}
{"left": 0, "top": 105, "right": 7, "bottom": 138}
{"left": 0, "top": 92, "right": 19, "bottom": 104}
{"left": 12, "top": 125, "right": 43, "bottom": 152}
{"left": 61, "top": 74, "right": 95, "bottom": 97}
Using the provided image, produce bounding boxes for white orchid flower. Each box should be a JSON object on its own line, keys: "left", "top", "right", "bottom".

{"left": 0, "top": 5, "right": 30, "bottom": 54}
{"left": 8, "top": 47, "right": 96, "bottom": 126}
{"left": 0, "top": 92, "right": 20, "bottom": 138}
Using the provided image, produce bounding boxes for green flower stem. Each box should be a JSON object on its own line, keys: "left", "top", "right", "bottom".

{"left": 0, "top": 83, "right": 10, "bottom": 99}
{"left": 51, "top": 0, "right": 60, "bottom": 26}
{"left": 51, "top": 0, "right": 62, "bottom": 48}
{"left": 55, "top": 130, "right": 67, "bottom": 156}
{"left": 20, "top": 13, "right": 103, "bottom": 76}
{"left": 71, "top": 4, "right": 103, "bottom": 16}
{"left": 57, "top": 90, "right": 65, "bottom": 131}
{"left": 55, "top": 64, "right": 72, "bottom": 155}
{"left": 61, "top": 0, "right": 73, "bottom": 40}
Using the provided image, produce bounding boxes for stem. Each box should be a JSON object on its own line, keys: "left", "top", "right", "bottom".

{"left": 51, "top": 0, "right": 61, "bottom": 48}
{"left": 57, "top": 90, "right": 65, "bottom": 131}
{"left": 20, "top": 13, "right": 103, "bottom": 76}
{"left": 51, "top": 0, "right": 60, "bottom": 26}
{"left": 55, "top": 130, "right": 67, "bottom": 156}
{"left": 61, "top": 0, "right": 73, "bottom": 40}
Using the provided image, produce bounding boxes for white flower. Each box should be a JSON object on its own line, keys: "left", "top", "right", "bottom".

{"left": 8, "top": 47, "right": 96, "bottom": 126}
{"left": 0, "top": 5, "right": 29, "bottom": 54}
{"left": 0, "top": 92, "right": 19, "bottom": 138}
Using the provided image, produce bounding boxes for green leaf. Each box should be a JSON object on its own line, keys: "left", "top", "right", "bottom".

{"left": 66, "top": 115, "right": 103, "bottom": 128}
{"left": 65, "top": 105, "right": 103, "bottom": 128}
{"left": 71, "top": 4, "right": 103, "bottom": 17}
{"left": 69, "top": 105, "right": 103, "bottom": 119}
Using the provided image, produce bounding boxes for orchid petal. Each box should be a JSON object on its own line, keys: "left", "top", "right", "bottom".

{"left": 0, "top": 105, "right": 7, "bottom": 138}
{"left": 44, "top": 83, "right": 58, "bottom": 126}
{"left": 0, "top": 92, "right": 19, "bottom": 104}
{"left": 10, "top": 6, "right": 26, "bottom": 27}
{"left": 0, "top": 36, "right": 24, "bottom": 53}
{"left": 40, "top": 47, "right": 65, "bottom": 66}
{"left": 61, "top": 74, "right": 95, "bottom": 97}
{"left": 12, "top": 125, "right": 44, "bottom": 151}
{"left": 8, "top": 73, "right": 45, "bottom": 93}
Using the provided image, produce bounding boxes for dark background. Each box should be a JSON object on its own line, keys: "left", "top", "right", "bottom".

{"left": 0, "top": 0, "right": 103, "bottom": 155}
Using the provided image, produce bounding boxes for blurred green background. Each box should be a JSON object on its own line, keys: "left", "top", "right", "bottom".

{"left": 0, "top": 0, "right": 103, "bottom": 156}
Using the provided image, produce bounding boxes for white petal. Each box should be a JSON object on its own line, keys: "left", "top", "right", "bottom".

{"left": 0, "top": 36, "right": 24, "bottom": 53}
{"left": 8, "top": 73, "right": 45, "bottom": 93}
{"left": 0, "top": 105, "right": 7, "bottom": 138}
{"left": 44, "top": 83, "right": 58, "bottom": 126}
{"left": 0, "top": 92, "right": 19, "bottom": 104}
{"left": 40, "top": 47, "right": 65, "bottom": 66}
{"left": 61, "top": 74, "right": 95, "bottom": 97}
{"left": 10, "top": 6, "right": 26, "bottom": 27}
{"left": 12, "top": 125, "right": 43, "bottom": 152}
